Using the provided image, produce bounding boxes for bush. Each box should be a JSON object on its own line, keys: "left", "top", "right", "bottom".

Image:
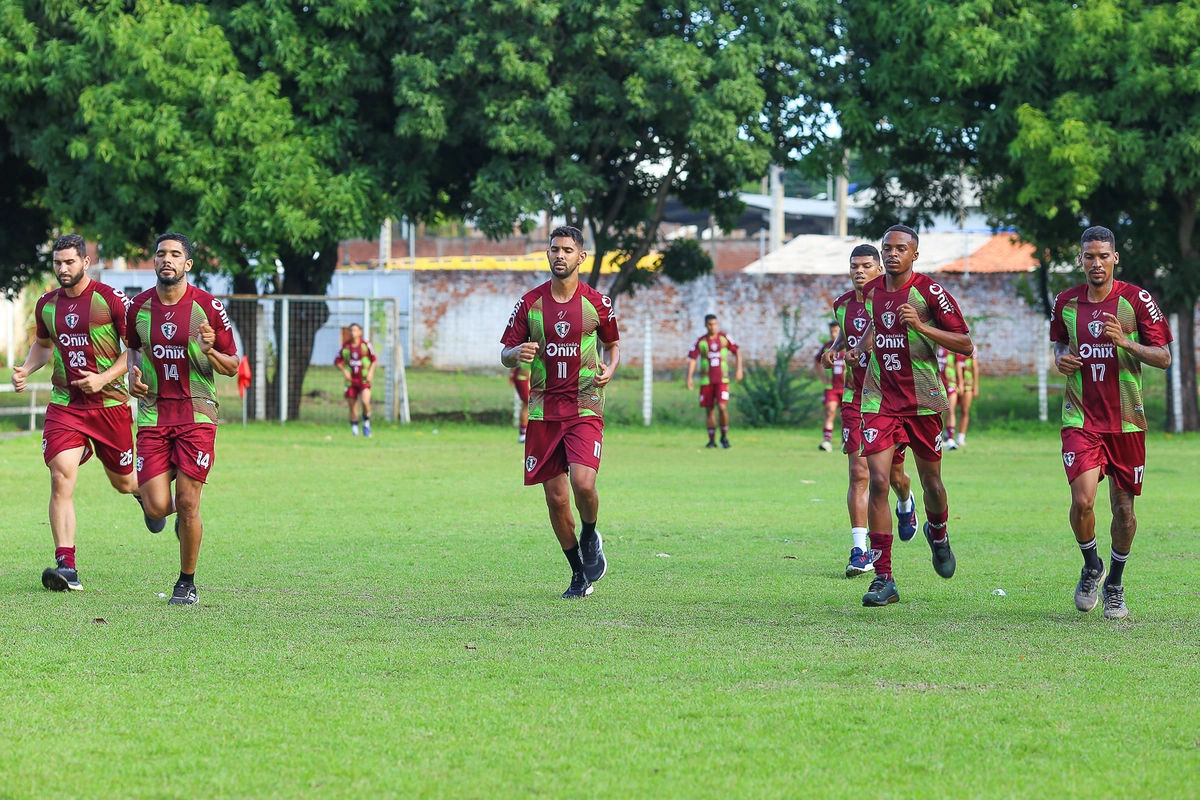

{"left": 737, "top": 309, "right": 823, "bottom": 427}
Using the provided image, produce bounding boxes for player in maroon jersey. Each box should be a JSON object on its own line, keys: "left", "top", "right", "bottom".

{"left": 500, "top": 226, "right": 620, "bottom": 598}
{"left": 335, "top": 324, "right": 376, "bottom": 436}
{"left": 850, "top": 226, "right": 974, "bottom": 607}
{"left": 685, "top": 315, "right": 742, "bottom": 448}
{"left": 1051, "top": 226, "right": 1172, "bottom": 619}
{"left": 10, "top": 235, "right": 158, "bottom": 591}
{"left": 815, "top": 320, "right": 844, "bottom": 451}
{"left": 125, "top": 233, "right": 240, "bottom": 605}
{"left": 824, "top": 244, "right": 916, "bottom": 578}
{"left": 510, "top": 363, "right": 531, "bottom": 443}
{"left": 935, "top": 345, "right": 959, "bottom": 450}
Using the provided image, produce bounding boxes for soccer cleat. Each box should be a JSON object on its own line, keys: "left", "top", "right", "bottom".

{"left": 168, "top": 581, "right": 198, "bottom": 605}
{"left": 1102, "top": 583, "right": 1128, "bottom": 620}
{"left": 705, "top": 440, "right": 718, "bottom": 449}
{"left": 923, "top": 522, "right": 956, "bottom": 579}
{"left": 351, "top": 423, "right": 360, "bottom": 436}
{"left": 846, "top": 547, "right": 875, "bottom": 577}
{"left": 363, "top": 420, "right": 372, "bottom": 437}
{"left": 518, "top": 434, "right": 526, "bottom": 444}
{"left": 818, "top": 440, "right": 833, "bottom": 452}
{"left": 41, "top": 563, "right": 82, "bottom": 592}
{"left": 1074, "top": 563, "right": 1106, "bottom": 612}
{"left": 137, "top": 496, "right": 166, "bottom": 534}
{"left": 720, "top": 437, "right": 731, "bottom": 449}
{"left": 943, "top": 437, "right": 959, "bottom": 451}
{"left": 896, "top": 502, "right": 919, "bottom": 542}
{"left": 956, "top": 433, "right": 966, "bottom": 447}
{"left": 862, "top": 574, "right": 899, "bottom": 606}
{"left": 562, "top": 572, "right": 593, "bottom": 599}
{"left": 580, "top": 530, "right": 608, "bottom": 583}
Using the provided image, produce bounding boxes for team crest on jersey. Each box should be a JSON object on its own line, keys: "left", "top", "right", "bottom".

{"left": 853, "top": 317, "right": 867, "bottom": 331}
{"left": 1087, "top": 320, "right": 1105, "bottom": 338}
{"left": 525, "top": 456, "right": 538, "bottom": 473}
{"left": 863, "top": 428, "right": 879, "bottom": 444}
{"left": 161, "top": 322, "right": 178, "bottom": 339}
{"left": 554, "top": 321, "right": 571, "bottom": 338}
{"left": 65, "top": 313, "right": 80, "bottom": 329}
{"left": 1063, "top": 452, "right": 1075, "bottom": 467}
{"left": 880, "top": 312, "right": 896, "bottom": 329}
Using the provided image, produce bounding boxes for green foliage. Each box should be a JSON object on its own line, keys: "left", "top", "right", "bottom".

{"left": 737, "top": 309, "right": 820, "bottom": 427}
{"left": 657, "top": 238, "right": 713, "bottom": 284}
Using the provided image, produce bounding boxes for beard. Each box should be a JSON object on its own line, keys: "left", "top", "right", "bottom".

{"left": 550, "top": 260, "right": 578, "bottom": 278}
{"left": 156, "top": 267, "right": 186, "bottom": 287}
{"left": 56, "top": 270, "right": 85, "bottom": 288}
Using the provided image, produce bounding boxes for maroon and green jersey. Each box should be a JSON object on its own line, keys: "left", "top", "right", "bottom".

{"left": 125, "top": 284, "right": 237, "bottom": 427}
{"left": 687, "top": 332, "right": 738, "bottom": 386}
{"left": 501, "top": 281, "right": 620, "bottom": 421}
{"left": 34, "top": 280, "right": 131, "bottom": 409}
{"left": 815, "top": 339, "right": 845, "bottom": 393}
{"left": 335, "top": 340, "right": 375, "bottom": 385}
{"left": 860, "top": 272, "right": 970, "bottom": 416}
{"left": 832, "top": 290, "right": 871, "bottom": 408}
{"left": 1050, "top": 281, "right": 1172, "bottom": 433}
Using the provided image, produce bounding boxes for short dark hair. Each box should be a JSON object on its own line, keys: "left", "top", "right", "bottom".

{"left": 349, "top": 323, "right": 363, "bottom": 331}
{"left": 829, "top": 320, "right": 840, "bottom": 329}
{"left": 883, "top": 224, "right": 919, "bottom": 248}
{"left": 849, "top": 244, "right": 881, "bottom": 263}
{"left": 52, "top": 234, "right": 87, "bottom": 260}
{"left": 155, "top": 232, "right": 193, "bottom": 258}
{"left": 549, "top": 226, "right": 585, "bottom": 248}
{"left": 1081, "top": 225, "right": 1116, "bottom": 250}
{"left": 704, "top": 314, "right": 717, "bottom": 323}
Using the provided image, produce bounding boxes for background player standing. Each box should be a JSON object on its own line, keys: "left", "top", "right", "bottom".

{"left": 10, "top": 234, "right": 154, "bottom": 592}
{"left": 686, "top": 314, "right": 742, "bottom": 448}
{"left": 126, "top": 233, "right": 239, "bottom": 605}
{"left": 854, "top": 226, "right": 974, "bottom": 607}
{"left": 501, "top": 226, "right": 620, "bottom": 598}
{"left": 936, "top": 345, "right": 960, "bottom": 450}
{"left": 1051, "top": 226, "right": 1171, "bottom": 619}
{"left": 336, "top": 323, "right": 376, "bottom": 436}
{"left": 815, "top": 321, "right": 844, "bottom": 451}
{"left": 955, "top": 347, "right": 980, "bottom": 447}
{"left": 826, "top": 244, "right": 917, "bottom": 577}
{"left": 510, "top": 362, "right": 530, "bottom": 443}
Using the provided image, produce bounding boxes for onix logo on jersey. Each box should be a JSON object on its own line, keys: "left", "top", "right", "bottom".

{"left": 1063, "top": 452, "right": 1075, "bottom": 467}
{"left": 58, "top": 333, "right": 90, "bottom": 347}
{"left": 880, "top": 311, "right": 897, "bottom": 329}
{"left": 554, "top": 321, "right": 571, "bottom": 338}
{"left": 1138, "top": 289, "right": 1165, "bottom": 323}
{"left": 211, "top": 298, "right": 232, "bottom": 329}
{"left": 525, "top": 456, "right": 537, "bottom": 472}
{"left": 153, "top": 344, "right": 187, "bottom": 359}
{"left": 876, "top": 333, "right": 906, "bottom": 349}
{"left": 863, "top": 428, "right": 879, "bottom": 444}
{"left": 544, "top": 342, "right": 579, "bottom": 357}
{"left": 161, "top": 322, "right": 178, "bottom": 339}
{"left": 507, "top": 300, "right": 522, "bottom": 327}
{"left": 853, "top": 317, "right": 867, "bottom": 332}
{"left": 1079, "top": 343, "right": 1115, "bottom": 359}
{"left": 927, "top": 283, "right": 955, "bottom": 316}
{"left": 65, "top": 313, "right": 80, "bottom": 329}
{"left": 1087, "top": 320, "right": 1105, "bottom": 338}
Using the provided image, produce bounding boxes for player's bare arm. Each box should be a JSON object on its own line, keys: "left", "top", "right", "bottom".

{"left": 70, "top": 351, "right": 130, "bottom": 395}
{"left": 685, "top": 357, "right": 697, "bottom": 390}
{"left": 1102, "top": 312, "right": 1172, "bottom": 369}
{"left": 199, "top": 322, "right": 240, "bottom": 376}
{"left": 593, "top": 341, "right": 620, "bottom": 388}
{"left": 897, "top": 304, "right": 973, "bottom": 355}
{"left": 1054, "top": 341, "right": 1082, "bottom": 376}
{"left": 501, "top": 342, "right": 539, "bottom": 368}
{"left": 822, "top": 331, "right": 847, "bottom": 368}
{"left": 127, "top": 349, "right": 150, "bottom": 399}
{"left": 848, "top": 323, "right": 874, "bottom": 362}
{"left": 734, "top": 349, "right": 743, "bottom": 382}
{"left": 11, "top": 336, "right": 53, "bottom": 392}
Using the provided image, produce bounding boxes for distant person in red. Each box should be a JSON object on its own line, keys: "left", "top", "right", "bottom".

{"left": 336, "top": 323, "right": 376, "bottom": 436}
{"left": 126, "top": 233, "right": 240, "bottom": 605}
{"left": 11, "top": 234, "right": 153, "bottom": 592}
{"left": 815, "top": 320, "right": 844, "bottom": 451}
{"left": 686, "top": 314, "right": 742, "bottom": 448}
{"left": 510, "top": 363, "right": 531, "bottom": 443}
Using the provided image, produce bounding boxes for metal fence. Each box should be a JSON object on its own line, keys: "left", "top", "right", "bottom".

{"left": 220, "top": 296, "right": 410, "bottom": 425}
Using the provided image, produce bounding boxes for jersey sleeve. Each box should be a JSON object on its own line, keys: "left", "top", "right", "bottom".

{"left": 596, "top": 293, "right": 619, "bottom": 343}
{"left": 925, "top": 281, "right": 970, "bottom": 333}
{"left": 334, "top": 346, "right": 346, "bottom": 367}
{"left": 1131, "top": 288, "right": 1172, "bottom": 347}
{"left": 365, "top": 342, "right": 377, "bottom": 363}
{"left": 206, "top": 297, "right": 237, "bottom": 356}
{"left": 501, "top": 297, "right": 530, "bottom": 348}
{"left": 34, "top": 295, "right": 49, "bottom": 340}
{"left": 1049, "top": 292, "right": 1070, "bottom": 344}
{"left": 687, "top": 337, "right": 701, "bottom": 360}
{"left": 124, "top": 296, "right": 144, "bottom": 349}
{"left": 104, "top": 286, "right": 132, "bottom": 341}
{"left": 723, "top": 334, "right": 738, "bottom": 354}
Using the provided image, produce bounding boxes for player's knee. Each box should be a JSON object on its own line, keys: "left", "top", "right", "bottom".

{"left": 1071, "top": 493, "right": 1095, "bottom": 516}
{"left": 867, "top": 469, "right": 890, "bottom": 496}
{"left": 49, "top": 469, "right": 75, "bottom": 496}
{"left": 544, "top": 485, "right": 571, "bottom": 510}
{"left": 1112, "top": 498, "right": 1136, "bottom": 525}
{"left": 175, "top": 493, "right": 201, "bottom": 519}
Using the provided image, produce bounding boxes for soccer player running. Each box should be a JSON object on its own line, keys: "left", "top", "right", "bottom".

{"left": 336, "top": 323, "right": 376, "bottom": 436}
{"left": 955, "top": 347, "right": 980, "bottom": 447}
{"left": 685, "top": 314, "right": 742, "bottom": 448}
{"left": 815, "top": 321, "right": 844, "bottom": 451}
{"left": 125, "top": 233, "right": 240, "bottom": 605}
{"left": 825, "top": 244, "right": 917, "bottom": 577}
{"left": 510, "top": 362, "right": 530, "bottom": 443}
{"left": 852, "top": 226, "right": 973, "bottom": 607}
{"left": 1051, "top": 226, "right": 1171, "bottom": 619}
{"left": 10, "top": 235, "right": 159, "bottom": 591}
{"left": 500, "top": 226, "right": 620, "bottom": 598}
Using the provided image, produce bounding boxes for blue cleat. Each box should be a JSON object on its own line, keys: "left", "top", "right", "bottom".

{"left": 896, "top": 501, "right": 919, "bottom": 542}
{"left": 562, "top": 571, "right": 593, "bottom": 599}
{"left": 846, "top": 547, "right": 875, "bottom": 577}
{"left": 580, "top": 530, "right": 608, "bottom": 583}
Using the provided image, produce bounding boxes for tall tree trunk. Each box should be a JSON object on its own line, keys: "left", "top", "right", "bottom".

{"left": 1176, "top": 299, "right": 1199, "bottom": 430}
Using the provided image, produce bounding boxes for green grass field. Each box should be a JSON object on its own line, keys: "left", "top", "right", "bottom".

{"left": 1, "top": 420, "right": 1198, "bottom": 798}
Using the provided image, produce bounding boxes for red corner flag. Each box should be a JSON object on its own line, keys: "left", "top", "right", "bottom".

{"left": 237, "top": 356, "right": 252, "bottom": 398}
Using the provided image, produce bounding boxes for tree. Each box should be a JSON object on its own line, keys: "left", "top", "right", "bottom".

{"left": 829, "top": 0, "right": 1200, "bottom": 429}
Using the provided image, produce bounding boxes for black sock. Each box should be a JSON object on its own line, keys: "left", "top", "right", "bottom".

{"left": 179, "top": 571, "right": 195, "bottom": 585}
{"left": 563, "top": 545, "right": 584, "bottom": 573}
{"left": 364, "top": 414, "right": 370, "bottom": 421}
{"left": 1079, "top": 538, "right": 1102, "bottom": 573}
{"left": 580, "top": 521, "right": 597, "bottom": 543}
{"left": 1107, "top": 548, "right": 1129, "bottom": 586}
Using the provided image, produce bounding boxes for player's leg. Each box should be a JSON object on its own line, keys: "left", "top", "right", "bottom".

{"left": 542, "top": 472, "right": 589, "bottom": 598}
{"left": 717, "top": 397, "right": 731, "bottom": 448}
{"left": 890, "top": 453, "right": 917, "bottom": 541}
{"left": 169, "top": 473, "right": 204, "bottom": 605}
{"left": 43, "top": 448, "right": 86, "bottom": 591}
{"left": 347, "top": 391, "right": 360, "bottom": 435}
{"left": 820, "top": 398, "right": 836, "bottom": 451}
{"left": 1062, "top": 427, "right": 1106, "bottom": 611}
{"left": 1100, "top": 432, "right": 1144, "bottom": 619}
{"left": 704, "top": 400, "right": 717, "bottom": 447}
{"left": 912, "top": 453, "right": 956, "bottom": 579}
{"left": 957, "top": 387, "right": 973, "bottom": 445}
{"left": 518, "top": 401, "right": 529, "bottom": 443}
{"left": 564, "top": 418, "right": 607, "bottom": 583}
{"left": 863, "top": 445, "right": 900, "bottom": 605}
{"left": 845, "top": 450, "right": 873, "bottom": 577}
{"left": 944, "top": 389, "right": 958, "bottom": 449}
{"left": 360, "top": 388, "right": 373, "bottom": 437}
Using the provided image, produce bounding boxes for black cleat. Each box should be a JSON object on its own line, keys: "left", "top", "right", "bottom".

{"left": 42, "top": 563, "right": 82, "bottom": 592}
{"left": 720, "top": 436, "right": 731, "bottom": 449}
{"left": 137, "top": 496, "right": 166, "bottom": 534}
{"left": 1074, "top": 563, "right": 1106, "bottom": 612}
{"left": 705, "top": 440, "right": 718, "bottom": 449}
{"left": 167, "top": 580, "right": 198, "bottom": 605}
{"left": 580, "top": 530, "right": 608, "bottom": 583}
{"left": 562, "top": 571, "right": 593, "bottom": 599}
{"left": 924, "top": 522, "right": 956, "bottom": 579}
{"left": 862, "top": 574, "right": 899, "bottom": 606}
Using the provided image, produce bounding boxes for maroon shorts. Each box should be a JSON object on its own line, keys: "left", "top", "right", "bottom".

{"left": 513, "top": 379, "right": 530, "bottom": 404}
{"left": 42, "top": 403, "right": 134, "bottom": 474}
{"left": 136, "top": 424, "right": 218, "bottom": 485}
{"left": 860, "top": 412, "right": 943, "bottom": 462}
{"left": 823, "top": 388, "right": 841, "bottom": 405}
{"left": 524, "top": 416, "right": 604, "bottom": 485}
{"left": 842, "top": 405, "right": 905, "bottom": 463}
{"left": 699, "top": 383, "right": 730, "bottom": 408}
{"left": 344, "top": 381, "right": 371, "bottom": 400}
{"left": 1061, "top": 427, "right": 1146, "bottom": 495}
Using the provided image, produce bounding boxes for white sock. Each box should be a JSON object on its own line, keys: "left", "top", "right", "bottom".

{"left": 896, "top": 495, "right": 913, "bottom": 513}
{"left": 957, "top": 432, "right": 965, "bottom": 445}
{"left": 851, "top": 527, "right": 868, "bottom": 551}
